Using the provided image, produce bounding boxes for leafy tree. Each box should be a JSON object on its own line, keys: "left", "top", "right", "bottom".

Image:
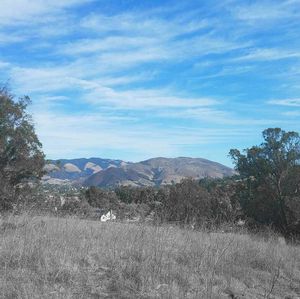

{"left": 0, "top": 87, "right": 45, "bottom": 209}
{"left": 115, "top": 185, "right": 157, "bottom": 205}
{"left": 199, "top": 177, "right": 241, "bottom": 224}
{"left": 160, "top": 178, "right": 212, "bottom": 226}
{"left": 115, "top": 186, "right": 134, "bottom": 204}
{"left": 85, "top": 186, "right": 118, "bottom": 210}
{"left": 229, "top": 128, "right": 300, "bottom": 237}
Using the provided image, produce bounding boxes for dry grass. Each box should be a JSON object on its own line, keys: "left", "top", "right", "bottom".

{"left": 0, "top": 215, "right": 299, "bottom": 299}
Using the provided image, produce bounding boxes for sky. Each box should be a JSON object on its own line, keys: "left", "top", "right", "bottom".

{"left": 0, "top": 0, "right": 299, "bottom": 166}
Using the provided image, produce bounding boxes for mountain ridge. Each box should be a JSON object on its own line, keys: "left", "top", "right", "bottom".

{"left": 42, "top": 156, "right": 236, "bottom": 187}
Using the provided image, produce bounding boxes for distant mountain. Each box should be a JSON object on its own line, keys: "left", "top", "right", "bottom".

{"left": 42, "top": 158, "right": 128, "bottom": 185}
{"left": 83, "top": 157, "right": 235, "bottom": 188}
{"left": 43, "top": 156, "right": 235, "bottom": 187}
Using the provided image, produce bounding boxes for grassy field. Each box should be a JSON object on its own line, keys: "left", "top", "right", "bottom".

{"left": 0, "top": 215, "right": 299, "bottom": 299}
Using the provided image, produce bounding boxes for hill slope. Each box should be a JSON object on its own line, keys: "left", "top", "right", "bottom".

{"left": 2, "top": 215, "right": 298, "bottom": 299}
{"left": 42, "top": 158, "right": 127, "bottom": 185}
{"left": 84, "top": 157, "right": 235, "bottom": 187}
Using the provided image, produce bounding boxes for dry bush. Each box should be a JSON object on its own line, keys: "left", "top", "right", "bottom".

{"left": 0, "top": 215, "right": 299, "bottom": 298}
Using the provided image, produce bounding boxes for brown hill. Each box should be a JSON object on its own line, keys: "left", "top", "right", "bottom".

{"left": 84, "top": 157, "right": 235, "bottom": 187}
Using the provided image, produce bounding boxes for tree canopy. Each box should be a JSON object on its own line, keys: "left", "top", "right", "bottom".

{"left": 229, "top": 128, "right": 300, "bottom": 237}
{"left": 0, "top": 87, "right": 45, "bottom": 209}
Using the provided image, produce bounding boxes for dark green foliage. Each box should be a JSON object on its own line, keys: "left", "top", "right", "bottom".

{"left": 85, "top": 186, "right": 118, "bottom": 210}
{"left": 157, "top": 178, "right": 212, "bottom": 226}
{"left": 113, "top": 186, "right": 158, "bottom": 220}
{"left": 200, "top": 177, "right": 241, "bottom": 224}
{"left": 230, "top": 128, "right": 300, "bottom": 237}
{"left": 0, "top": 87, "right": 45, "bottom": 209}
{"left": 115, "top": 186, "right": 157, "bottom": 204}
{"left": 115, "top": 186, "right": 134, "bottom": 204}
{"left": 113, "top": 178, "right": 241, "bottom": 227}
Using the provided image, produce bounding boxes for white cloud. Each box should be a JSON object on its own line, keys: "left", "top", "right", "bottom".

{"left": 232, "top": 1, "right": 300, "bottom": 21}
{"left": 32, "top": 109, "right": 251, "bottom": 160}
{"left": 10, "top": 66, "right": 218, "bottom": 109}
{"left": 234, "top": 49, "right": 300, "bottom": 62}
{"left": 156, "top": 107, "right": 283, "bottom": 126}
{"left": 1, "top": 0, "right": 299, "bottom": 162}
{"left": 11, "top": 66, "right": 74, "bottom": 93}
{"left": 283, "top": 110, "right": 300, "bottom": 116}
{"left": 82, "top": 85, "right": 218, "bottom": 109}
{"left": 53, "top": 35, "right": 249, "bottom": 78}
{"left": 268, "top": 98, "right": 300, "bottom": 107}
{"left": 0, "top": 32, "right": 25, "bottom": 44}
{"left": 59, "top": 26, "right": 248, "bottom": 62}
{"left": 59, "top": 36, "right": 156, "bottom": 55}
{"left": 55, "top": 10, "right": 249, "bottom": 71}
{"left": 80, "top": 12, "right": 209, "bottom": 38}
{"left": 0, "top": 60, "right": 11, "bottom": 69}
{"left": 32, "top": 111, "right": 174, "bottom": 158}
{"left": 0, "top": 0, "right": 93, "bottom": 25}
{"left": 193, "top": 65, "right": 255, "bottom": 78}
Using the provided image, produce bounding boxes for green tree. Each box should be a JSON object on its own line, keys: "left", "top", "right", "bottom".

{"left": 160, "top": 178, "right": 212, "bottom": 226}
{"left": 85, "top": 186, "right": 118, "bottom": 210}
{"left": 229, "top": 128, "right": 300, "bottom": 237}
{"left": 0, "top": 87, "right": 45, "bottom": 209}
{"left": 199, "top": 177, "right": 241, "bottom": 225}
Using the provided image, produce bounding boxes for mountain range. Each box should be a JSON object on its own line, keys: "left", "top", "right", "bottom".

{"left": 42, "top": 157, "right": 235, "bottom": 187}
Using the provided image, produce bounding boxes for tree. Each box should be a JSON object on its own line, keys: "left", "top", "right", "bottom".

{"left": 85, "top": 186, "right": 118, "bottom": 210}
{"left": 199, "top": 177, "right": 241, "bottom": 225}
{"left": 229, "top": 128, "right": 300, "bottom": 237}
{"left": 159, "top": 178, "right": 212, "bottom": 226}
{"left": 0, "top": 86, "right": 45, "bottom": 209}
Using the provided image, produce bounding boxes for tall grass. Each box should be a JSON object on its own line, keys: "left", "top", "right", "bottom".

{"left": 0, "top": 214, "right": 299, "bottom": 298}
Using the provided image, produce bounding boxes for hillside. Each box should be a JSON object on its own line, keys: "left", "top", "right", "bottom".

{"left": 43, "top": 156, "right": 235, "bottom": 187}
{"left": 42, "top": 158, "right": 127, "bottom": 185}
{"left": 84, "top": 157, "right": 235, "bottom": 187}
{"left": 1, "top": 215, "right": 298, "bottom": 298}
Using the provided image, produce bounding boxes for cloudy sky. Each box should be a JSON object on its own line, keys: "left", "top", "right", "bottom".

{"left": 0, "top": 0, "right": 299, "bottom": 165}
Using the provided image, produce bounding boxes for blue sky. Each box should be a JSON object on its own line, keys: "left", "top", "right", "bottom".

{"left": 0, "top": 0, "right": 299, "bottom": 166}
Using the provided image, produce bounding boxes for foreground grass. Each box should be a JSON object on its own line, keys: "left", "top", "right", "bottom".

{"left": 0, "top": 215, "right": 299, "bottom": 298}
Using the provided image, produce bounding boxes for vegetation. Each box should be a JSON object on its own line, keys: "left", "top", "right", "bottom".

{"left": 32, "top": 170, "right": 299, "bottom": 239}
{"left": 0, "top": 88, "right": 298, "bottom": 239}
{"left": 85, "top": 186, "right": 118, "bottom": 211}
{"left": 0, "top": 86, "right": 299, "bottom": 297}
{"left": 0, "top": 215, "right": 299, "bottom": 298}
{"left": 0, "top": 87, "right": 45, "bottom": 210}
{"left": 230, "top": 128, "right": 300, "bottom": 238}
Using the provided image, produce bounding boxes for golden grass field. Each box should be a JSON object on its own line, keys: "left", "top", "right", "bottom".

{"left": 0, "top": 215, "right": 299, "bottom": 298}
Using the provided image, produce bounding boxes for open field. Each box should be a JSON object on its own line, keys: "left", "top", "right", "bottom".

{"left": 0, "top": 215, "right": 299, "bottom": 299}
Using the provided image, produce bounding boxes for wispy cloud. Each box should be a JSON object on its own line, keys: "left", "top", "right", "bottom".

{"left": 10, "top": 65, "right": 218, "bottom": 109}
{"left": 268, "top": 98, "right": 300, "bottom": 107}
{"left": 32, "top": 109, "right": 252, "bottom": 160}
{"left": 282, "top": 110, "right": 300, "bottom": 116}
{"left": 232, "top": 1, "right": 300, "bottom": 21}
{"left": 0, "top": 60, "right": 11, "bottom": 69}
{"left": 1, "top": 0, "right": 300, "bottom": 164}
{"left": 156, "top": 107, "right": 285, "bottom": 126}
{"left": 0, "top": 32, "right": 25, "bottom": 44}
{"left": 0, "top": 0, "right": 93, "bottom": 25}
{"left": 234, "top": 49, "right": 300, "bottom": 62}
{"left": 82, "top": 86, "right": 218, "bottom": 109}
{"left": 80, "top": 11, "right": 209, "bottom": 38}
